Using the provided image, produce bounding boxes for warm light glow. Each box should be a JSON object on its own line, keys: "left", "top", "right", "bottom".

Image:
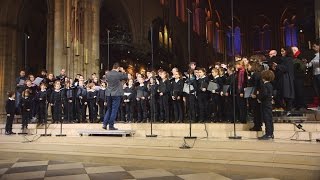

{"left": 159, "top": 31, "right": 163, "bottom": 46}
{"left": 169, "top": 37, "right": 172, "bottom": 51}
{"left": 75, "top": 40, "right": 80, "bottom": 56}
{"left": 66, "top": 31, "right": 70, "bottom": 48}
{"left": 85, "top": 48, "right": 88, "bottom": 64}
{"left": 164, "top": 26, "right": 168, "bottom": 48}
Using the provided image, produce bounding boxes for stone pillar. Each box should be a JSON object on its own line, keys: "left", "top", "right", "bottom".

{"left": 316, "top": 0, "right": 320, "bottom": 39}
{"left": 0, "top": 26, "right": 6, "bottom": 113}
{"left": 53, "top": 0, "right": 66, "bottom": 76}
{"left": 91, "top": 0, "right": 100, "bottom": 77}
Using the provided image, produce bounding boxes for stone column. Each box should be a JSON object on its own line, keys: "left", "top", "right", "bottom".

{"left": 0, "top": 26, "right": 6, "bottom": 113}
{"left": 91, "top": 0, "right": 100, "bottom": 76}
{"left": 46, "top": 0, "right": 54, "bottom": 74}
{"left": 53, "top": 0, "right": 65, "bottom": 76}
{"left": 316, "top": 0, "right": 320, "bottom": 39}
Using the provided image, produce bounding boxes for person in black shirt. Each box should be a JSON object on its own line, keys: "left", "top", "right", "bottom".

{"left": 148, "top": 77, "right": 159, "bottom": 122}
{"left": 87, "top": 83, "right": 98, "bottom": 123}
{"left": 184, "top": 69, "right": 197, "bottom": 122}
{"left": 97, "top": 81, "right": 107, "bottom": 122}
{"left": 158, "top": 71, "right": 171, "bottom": 123}
{"left": 64, "top": 81, "right": 75, "bottom": 123}
{"left": 124, "top": 79, "right": 136, "bottom": 123}
{"left": 171, "top": 71, "right": 184, "bottom": 123}
{"left": 50, "top": 82, "right": 64, "bottom": 124}
{"left": 247, "top": 62, "right": 263, "bottom": 131}
{"left": 36, "top": 83, "right": 48, "bottom": 125}
{"left": 136, "top": 76, "right": 149, "bottom": 123}
{"left": 5, "top": 91, "right": 16, "bottom": 135}
{"left": 20, "top": 90, "right": 32, "bottom": 129}
{"left": 258, "top": 70, "right": 275, "bottom": 140}
{"left": 196, "top": 68, "right": 209, "bottom": 122}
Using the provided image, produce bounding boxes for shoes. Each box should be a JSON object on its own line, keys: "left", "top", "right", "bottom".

{"left": 5, "top": 132, "right": 10, "bottom": 135}
{"left": 102, "top": 126, "right": 107, "bottom": 130}
{"left": 258, "top": 134, "right": 274, "bottom": 140}
{"left": 109, "top": 127, "right": 118, "bottom": 130}
{"left": 249, "top": 127, "right": 262, "bottom": 131}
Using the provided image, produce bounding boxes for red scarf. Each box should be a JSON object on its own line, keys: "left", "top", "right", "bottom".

{"left": 237, "top": 67, "right": 245, "bottom": 90}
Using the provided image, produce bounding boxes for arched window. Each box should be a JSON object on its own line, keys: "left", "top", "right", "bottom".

{"left": 226, "top": 26, "right": 242, "bottom": 56}
{"left": 283, "top": 18, "right": 298, "bottom": 47}
{"left": 234, "top": 26, "right": 241, "bottom": 55}
{"left": 253, "top": 27, "right": 260, "bottom": 51}
{"left": 262, "top": 24, "right": 271, "bottom": 51}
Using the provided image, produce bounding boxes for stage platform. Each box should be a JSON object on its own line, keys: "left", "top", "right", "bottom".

{"left": 0, "top": 135, "right": 319, "bottom": 180}
{"left": 78, "top": 129, "right": 135, "bottom": 137}
{"left": 0, "top": 122, "right": 320, "bottom": 141}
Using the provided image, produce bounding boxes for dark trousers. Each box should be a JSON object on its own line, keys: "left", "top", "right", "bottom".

{"left": 125, "top": 101, "right": 134, "bottom": 122}
{"left": 224, "top": 96, "right": 235, "bottom": 122}
{"left": 103, "top": 96, "right": 121, "bottom": 128}
{"left": 64, "top": 101, "right": 74, "bottom": 122}
{"left": 236, "top": 96, "right": 247, "bottom": 123}
{"left": 98, "top": 100, "right": 106, "bottom": 121}
{"left": 52, "top": 102, "right": 62, "bottom": 122}
{"left": 5, "top": 114, "right": 14, "bottom": 133}
{"left": 149, "top": 99, "right": 158, "bottom": 122}
{"left": 172, "top": 99, "right": 183, "bottom": 122}
{"left": 38, "top": 101, "right": 46, "bottom": 124}
{"left": 210, "top": 94, "right": 222, "bottom": 121}
{"left": 249, "top": 98, "right": 262, "bottom": 128}
{"left": 137, "top": 99, "right": 147, "bottom": 122}
{"left": 186, "top": 94, "right": 196, "bottom": 121}
{"left": 159, "top": 95, "right": 170, "bottom": 121}
{"left": 197, "top": 93, "right": 208, "bottom": 122}
{"left": 88, "top": 100, "right": 97, "bottom": 122}
{"left": 262, "top": 103, "right": 273, "bottom": 136}
{"left": 22, "top": 110, "right": 31, "bottom": 128}
{"left": 75, "top": 99, "right": 87, "bottom": 122}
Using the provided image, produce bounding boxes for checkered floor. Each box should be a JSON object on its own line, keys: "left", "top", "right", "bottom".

{"left": 0, "top": 158, "right": 280, "bottom": 180}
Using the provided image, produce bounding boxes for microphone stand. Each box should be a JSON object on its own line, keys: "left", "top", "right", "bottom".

{"left": 228, "top": 0, "right": 241, "bottom": 139}
{"left": 146, "top": 24, "right": 157, "bottom": 138}
{"left": 184, "top": 8, "right": 196, "bottom": 140}
{"left": 56, "top": 88, "right": 66, "bottom": 137}
{"left": 41, "top": 90, "right": 51, "bottom": 136}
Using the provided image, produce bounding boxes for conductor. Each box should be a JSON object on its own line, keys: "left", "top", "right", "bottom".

{"left": 103, "top": 63, "right": 129, "bottom": 130}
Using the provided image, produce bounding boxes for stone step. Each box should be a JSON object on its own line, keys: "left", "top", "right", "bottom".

{"left": 0, "top": 136, "right": 319, "bottom": 180}
{"left": 1, "top": 123, "right": 320, "bottom": 141}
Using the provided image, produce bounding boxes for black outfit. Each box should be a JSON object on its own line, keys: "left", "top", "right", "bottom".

{"left": 277, "top": 57, "right": 295, "bottom": 112}
{"left": 171, "top": 79, "right": 184, "bottom": 122}
{"left": 197, "top": 77, "right": 209, "bottom": 122}
{"left": 87, "top": 89, "right": 98, "bottom": 123}
{"left": 293, "top": 58, "right": 307, "bottom": 110}
{"left": 75, "top": 86, "right": 87, "bottom": 122}
{"left": 36, "top": 90, "right": 48, "bottom": 124}
{"left": 208, "top": 75, "right": 223, "bottom": 122}
{"left": 184, "top": 75, "right": 198, "bottom": 121}
{"left": 235, "top": 69, "right": 248, "bottom": 123}
{"left": 97, "top": 88, "right": 107, "bottom": 122}
{"left": 5, "top": 98, "right": 16, "bottom": 134}
{"left": 225, "top": 74, "right": 236, "bottom": 122}
{"left": 158, "top": 79, "right": 171, "bottom": 122}
{"left": 64, "top": 87, "right": 75, "bottom": 122}
{"left": 258, "top": 82, "right": 274, "bottom": 136}
{"left": 20, "top": 97, "right": 32, "bottom": 128}
{"left": 136, "top": 84, "right": 149, "bottom": 122}
{"left": 50, "top": 90, "right": 64, "bottom": 123}
{"left": 148, "top": 84, "right": 159, "bottom": 122}
{"left": 248, "top": 72, "right": 263, "bottom": 130}
{"left": 124, "top": 86, "right": 136, "bottom": 122}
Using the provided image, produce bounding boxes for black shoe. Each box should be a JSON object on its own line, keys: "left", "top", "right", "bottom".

{"left": 258, "top": 134, "right": 274, "bottom": 140}
{"left": 109, "top": 127, "right": 118, "bottom": 130}
{"left": 5, "top": 132, "right": 10, "bottom": 135}
{"left": 102, "top": 126, "right": 107, "bottom": 130}
{"left": 10, "top": 131, "right": 16, "bottom": 134}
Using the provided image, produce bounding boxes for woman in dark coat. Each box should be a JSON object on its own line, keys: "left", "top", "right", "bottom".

{"left": 276, "top": 47, "right": 295, "bottom": 114}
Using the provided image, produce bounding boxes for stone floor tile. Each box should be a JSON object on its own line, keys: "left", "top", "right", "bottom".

{"left": 129, "top": 169, "right": 175, "bottom": 179}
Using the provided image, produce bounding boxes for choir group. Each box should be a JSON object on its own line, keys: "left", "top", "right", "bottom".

{"left": 4, "top": 40, "right": 320, "bottom": 140}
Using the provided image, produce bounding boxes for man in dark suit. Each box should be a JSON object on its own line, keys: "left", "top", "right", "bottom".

{"left": 103, "top": 63, "right": 129, "bottom": 130}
